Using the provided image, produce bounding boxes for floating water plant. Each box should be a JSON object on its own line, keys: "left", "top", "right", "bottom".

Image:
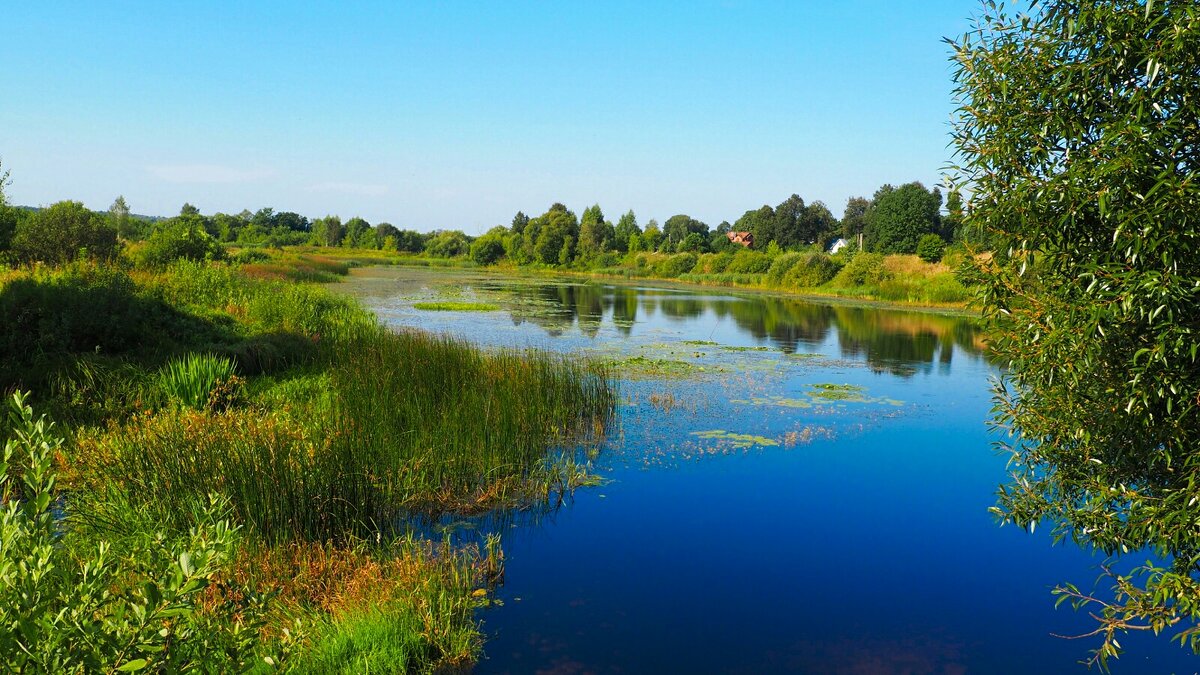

{"left": 689, "top": 429, "right": 780, "bottom": 449}
{"left": 412, "top": 302, "right": 500, "bottom": 312}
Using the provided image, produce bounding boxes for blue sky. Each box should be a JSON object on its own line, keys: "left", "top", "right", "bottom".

{"left": 1, "top": 1, "right": 977, "bottom": 233}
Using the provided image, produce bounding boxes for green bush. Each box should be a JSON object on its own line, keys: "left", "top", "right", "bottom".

{"left": 784, "top": 253, "right": 842, "bottom": 288}
{"left": 140, "top": 219, "right": 227, "bottom": 268}
{"left": 725, "top": 250, "right": 772, "bottom": 274}
{"left": 696, "top": 252, "right": 734, "bottom": 274}
{"left": 469, "top": 234, "right": 505, "bottom": 266}
{"left": 13, "top": 201, "right": 119, "bottom": 265}
{"left": 916, "top": 234, "right": 946, "bottom": 263}
{"left": 831, "top": 252, "right": 891, "bottom": 287}
{"left": 765, "top": 252, "right": 804, "bottom": 285}
{"left": 0, "top": 392, "right": 285, "bottom": 672}
{"left": 655, "top": 253, "right": 698, "bottom": 278}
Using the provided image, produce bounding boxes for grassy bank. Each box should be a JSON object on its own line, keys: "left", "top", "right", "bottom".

{"left": 261, "top": 245, "right": 976, "bottom": 310}
{"left": 1, "top": 257, "right": 615, "bottom": 672}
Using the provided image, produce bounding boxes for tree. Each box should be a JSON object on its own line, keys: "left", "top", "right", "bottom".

{"left": 342, "top": 217, "right": 371, "bottom": 248}
{"left": 804, "top": 200, "right": 840, "bottom": 249}
{"left": 640, "top": 219, "right": 662, "bottom": 252}
{"left": 578, "top": 204, "right": 613, "bottom": 258}
{"left": 862, "top": 182, "right": 942, "bottom": 254}
{"left": 772, "top": 194, "right": 806, "bottom": 249}
{"left": 841, "top": 197, "right": 870, "bottom": 242}
{"left": 311, "top": 216, "right": 344, "bottom": 247}
{"left": 13, "top": 201, "right": 119, "bottom": 264}
{"left": 613, "top": 210, "right": 640, "bottom": 253}
{"left": 470, "top": 231, "right": 506, "bottom": 265}
{"left": 662, "top": 215, "right": 709, "bottom": 253}
{"left": 180, "top": 203, "right": 200, "bottom": 216}
{"left": 735, "top": 205, "right": 775, "bottom": 250}
{"left": 526, "top": 204, "right": 579, "bottom": 265}
{"left": 942, "top": 188, "right": 966, "bottom": 243}
{"left": 952, "top": 1, "right": 1200, "bottom": 666}
{"left": 140, "top": 215, "right": 226, "bottom": 266}
{"left": 511, "top": 211, "right": 530, "bottom": 236}
{"left": 425, "top": 230, "right": 469, "bottom": 258}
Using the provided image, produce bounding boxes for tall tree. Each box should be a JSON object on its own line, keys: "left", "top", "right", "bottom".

{"left": 578, "top": 204, "right": 613, "bottom": 257}
{"left": 862, "top": 182, "right": 942, "bottom": 254}
{"left": 311, "top": 215, "right": 344, "bottom": 247}
{"left": 772, "top": 194, "right": 806, "bottom": 249}
{"left": 952, "top": 1, "right": 1200, "bottom": 665}
{"left": 841, "top": 197, "right": 870, "bottom": 242}
{"left": 734, "top": 205, "right": 775, "bottom": 250}
{"left": 613, "top": 210, "right": 640, "bottom": 253}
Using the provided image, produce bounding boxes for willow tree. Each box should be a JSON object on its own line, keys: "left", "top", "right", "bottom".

{"left": 952, "top": 1, "right": 1200, "bottom": 667}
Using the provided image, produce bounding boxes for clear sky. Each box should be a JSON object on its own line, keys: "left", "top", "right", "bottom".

{"left": 1, "top": 1, "right": 978, "bottom": 233}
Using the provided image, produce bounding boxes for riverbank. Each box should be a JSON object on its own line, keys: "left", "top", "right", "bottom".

{"left": 0, "top": 258, "right": 615, "bottom": 672}
{"left": 273, "top": 245, "right": 978, "bottom": 314}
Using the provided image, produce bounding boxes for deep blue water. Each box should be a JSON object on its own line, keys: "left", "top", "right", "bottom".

{"left": 345, "top": 267, "right": 1199, "bottom": 675}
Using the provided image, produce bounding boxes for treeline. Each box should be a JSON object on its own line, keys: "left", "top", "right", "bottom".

{"left": 0, "top": 165, "right": 980, "bottom": 270}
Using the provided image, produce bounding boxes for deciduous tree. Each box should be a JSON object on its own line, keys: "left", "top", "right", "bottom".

{"left": 952, "top": 1, "right": 1200, "bottom": 666}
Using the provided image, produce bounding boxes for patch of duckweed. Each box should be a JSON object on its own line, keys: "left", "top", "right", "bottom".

{"left": 681, "top": 340, "right": 719, "bottom": 346}
{"left": 808, "top": 383, "right": 869, "bottom": 401}
{"left": 721, "top": 345, "right": 773, "bottom": 352}
{"left": 412, "top": 301, "right": 500, "bottom": 312}
{"left": 730, "top": 396, "right": 814, "bottom": 409}
{"left": 601, "top": 355, "right": 716, "bottom": 379}
{"left": 690, "top": 429, "right": 780, "bottom": 448}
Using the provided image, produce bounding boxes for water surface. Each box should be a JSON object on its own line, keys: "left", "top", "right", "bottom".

{"left": 342, "top": 267, "right": 1197, "bottom": 675}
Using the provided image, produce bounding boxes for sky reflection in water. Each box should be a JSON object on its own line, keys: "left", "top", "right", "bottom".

{"left": 343, "top": 267, "right": 1196, "bottom": 675}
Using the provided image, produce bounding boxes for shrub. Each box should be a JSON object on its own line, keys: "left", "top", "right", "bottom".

{"left": 469, "top": 234, "right": 505, "bottom": 266}
{"left": 696, "top": 252, "right": 734, "bottom": 274}
{"left": 784, "top": 253, "right": 842, "bottom": 288}
{"left": 655, "top": 253, "right": 698, "bottom": 278}
{"left": 725, "top": 250, "right": 772, "bottom": 274}
{"left": 831, "top": 252, "right": 891, "bottom": 287}
{"left": 140, "top": 219, "right": 227, "bottom": 268}
{"left": 765, "top": 252, "right": 804, "bottom": 286}
{"left": 13, "top": 201, "right": 119, "bottom": 265}
{"left": 916, "top": 234, "right": 946, "bottom": 263}
{"left": 0, "top": 392, "right": 284, "bottom": 672}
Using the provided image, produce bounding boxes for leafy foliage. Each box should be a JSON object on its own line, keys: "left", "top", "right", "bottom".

{"left": 13, "top": 200, "right": 119, "bottom": 264}
{"left": 952, "top": 0, "right": 1200, "bottom": 667}
{"left": 156, "top": 353, "right": 239, "bottom": 410}
{"left": 0, "top": 392, "right": 284, "bottom": 672}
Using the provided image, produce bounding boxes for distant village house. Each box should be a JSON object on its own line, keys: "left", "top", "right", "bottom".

{"left": 726, "top": 231, "right": 754, "bottom": 248}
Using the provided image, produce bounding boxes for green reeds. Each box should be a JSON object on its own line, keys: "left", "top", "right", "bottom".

{"left": 156, "top": 353, "right": 237, "bottom": 409}
{"left": 90, "top": 323, "right": 616, "bottom": 542}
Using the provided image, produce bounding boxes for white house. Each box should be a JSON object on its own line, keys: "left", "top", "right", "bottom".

{"left": 828, "top": 238, "right": 849, "bottom": 254}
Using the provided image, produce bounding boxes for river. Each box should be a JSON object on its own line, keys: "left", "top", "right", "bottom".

{"left": 341, "top": 266, "right": 1196, "bottom": 675}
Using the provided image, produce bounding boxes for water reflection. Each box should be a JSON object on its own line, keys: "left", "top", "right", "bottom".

{"left": 478, "top": 280, "right": 983, "bottom": 377}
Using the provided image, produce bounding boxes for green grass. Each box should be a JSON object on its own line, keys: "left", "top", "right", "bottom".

{"left": 5, "top": 253, "right": 618, "bottom": 672}
{"left": 411, "top": 301, "right": 499, "bottom": 312}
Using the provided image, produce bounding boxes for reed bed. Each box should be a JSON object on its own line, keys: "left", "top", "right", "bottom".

{"left": 79, "top": 321, "right": 615, "bottom": 542}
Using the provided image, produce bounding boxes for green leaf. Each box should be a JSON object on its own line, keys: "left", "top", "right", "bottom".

{"left": 117, "top": 659, "right": 149, "bottom": 672}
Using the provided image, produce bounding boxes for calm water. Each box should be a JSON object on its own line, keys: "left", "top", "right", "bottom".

{"left": 342, "top": 266, "right": 1197, "bottom": 675}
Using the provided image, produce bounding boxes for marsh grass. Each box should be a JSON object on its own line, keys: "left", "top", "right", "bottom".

{"left": 79, "top": 323, "right": 616, "bottom": 542}
{"left": 156, "top": 353, "right": 238, "bottom": 410}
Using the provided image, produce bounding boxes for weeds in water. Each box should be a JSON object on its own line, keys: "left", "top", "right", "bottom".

{"left": 412, "top": 301, "right": 499, "bottom": 312}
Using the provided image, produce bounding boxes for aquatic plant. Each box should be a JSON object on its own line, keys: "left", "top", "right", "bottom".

{"left": 411, "top": 301, "right": 500, "bottom": 312}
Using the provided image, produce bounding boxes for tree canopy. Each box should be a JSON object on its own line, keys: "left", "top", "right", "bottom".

{"left": 953, "top": 0, "right": 1200, "bottom": 665}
